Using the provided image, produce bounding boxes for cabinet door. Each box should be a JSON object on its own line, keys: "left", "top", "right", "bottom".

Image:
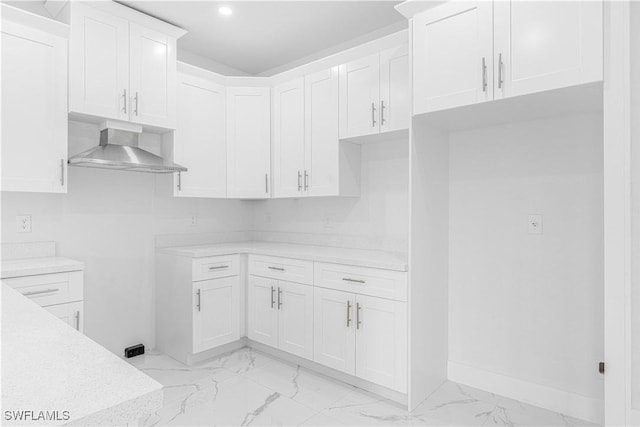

{"left": 380, "top": 45, "right": 410, "bottom": 133}
{"left": 413, "top": 1, "right": 493, "bottom": 114}
{"left": 69, "top": 3, "right": 129, "bottom": 121}
{"left": 493, "top": 1, "right": 603, "bottom": 99}
{"left": 339, "top": 53, "right": 380, "bottom": 138}
{"left": 129, "top": 23, "right": 177, "bottom": 128}
{"left": 45, "top": 301, "right": 84, "bottom": 333}
{"left": 1, "top": 20, "right": 68, "bottom": 193}
{"left": 273, "top": 78, "right": 305, "bottom": 198}
{"left": 193, "top": 277, "right": 240, "bottom": 353}
{"left": 226, "top": 87, "right": 271, "bottom": 199}
{"left": 304, "top": 67, "right": 340, "bottom": 197}
{"left": 247, "top": 276, "right": 278, "bottom": 347}
{"left": 313, "top": 288, "right": 355, "bottom": 374}
{"left": 278, "top": 282, "right": 314, "bottom": 360}
{"left": 354, "top": 295, "right": 407, "bottom": 392}
{"left": 174, "top": 73, "right": 226, "bottom": 198}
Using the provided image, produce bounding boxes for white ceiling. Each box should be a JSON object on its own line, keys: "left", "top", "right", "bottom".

{"left": 118, "top": 1, "right": 405, "bottom": 75}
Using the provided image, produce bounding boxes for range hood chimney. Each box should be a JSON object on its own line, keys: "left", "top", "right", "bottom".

{"left": 68, "top": 122, "right": 187, "bottom": 174}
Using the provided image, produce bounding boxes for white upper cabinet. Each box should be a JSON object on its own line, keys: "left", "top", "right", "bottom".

{"left": 380, "top": 44, "right": 410, "bottom": 133}
{"left": 129, "top": 23, "right": 176, "bottom": 128}
{"left": 69, "top": 3, "right": 129, "bottom": 121}
{"left": 339, "top": 46, "right": 409, "bottom": 139}
{"left": 173, "top": 68, "right": 226, "bottom": 198}
{"left": 339, "top": 54, "right": 381, "bottom": 139}
{"left": 273, "top": 78, "right": 305, "bottom": 198}
{"left": 493, "top": 1, "right": 603, "bottom": 99}
{"left": 67, "top": 2, "right": 183, "bottom": 129}
{"left": 226, "top": 87, "right": 271, "bottom": 199}
{"left": 413, "top": 1, "right": 493, "bottom": 114}
{"left": 412, "top": 0, "right": 603, "bottom": 115}
{"left": 1, "top": 8, "right": 68, "bottom": 193}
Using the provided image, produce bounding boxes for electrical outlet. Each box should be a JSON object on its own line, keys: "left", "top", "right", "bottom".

{"left": 324, "top": 213, "right": 334, "bottom": 229}
{"left": 528, "top": 214, "right": 543, "bottom": 235}
{"left": 265, "top": 213, "right": 272, "bottom": 224}
{"left": 16, "top": 215, "right": 32, "bottom": 233}
{"left": 190, "top": 214, "right": 198, "bottom": 226}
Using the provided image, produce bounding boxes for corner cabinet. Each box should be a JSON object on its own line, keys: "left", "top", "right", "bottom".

{"left": 170, "top": 65, "right": 227, "bottom": 198}
{"left": 156, "top": 253, "right": 241, "bottom": 365}
{"left": 338, "top": 45, "right": 409, "bottom": 140}
{"left": 412, "top": 0, "right": 603, "bottom": 114}
{"left": 1, "top": 6, "right": 68, "bottom": 193}
{"left": 226, "top": 87, "right": 271, "bottom": 199}
{"left": 65, "top": 1, "right": 184, "bottom": 129}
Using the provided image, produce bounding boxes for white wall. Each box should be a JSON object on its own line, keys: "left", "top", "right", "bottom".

{"left": 1, "top": 122, "right": 253, "bottom": 355}
{"left": 251, "top": 139, "right": 409, "bottom": 253}
{"left": 448, "top": 113, "right": 604, "bottom": 401}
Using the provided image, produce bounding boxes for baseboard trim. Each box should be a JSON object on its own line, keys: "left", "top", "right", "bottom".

{"left": 185, "top": 338, "right": 248, "bottom": 365}
{"left": 248, "top": 340, "right": 408, "bottom": 407}
{"left": 447, "top": 361, "right": 603, "bottom": 425}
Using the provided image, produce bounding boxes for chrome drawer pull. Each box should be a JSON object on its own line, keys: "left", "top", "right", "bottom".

{"left": 268, "top": 266, "right": 285, "bottom": 272}
{"left": 356, "top": 303, "right": 362, "bottom": 329}
{"left": 208, "top": 265, "right": 229, "bottom": 270}
{"left": 196, "top": 289, "right": 201, "bottom": 311}
{"left": 342, "top": 277, "right": 365, "bottom": 284}
{"left": 277, "top": 287, "right": 282, "bottom": 310}
{"left": 75, "top": 310, "right": 80, "bottom": 331}
{"left": 270, "top": 286, "right": 275, "bottom": 308}
{"left": 22, "top": 288, "right": 60, "bottom": 296}
{"left": 346, "top": 300, "right": 352, "bottom": 327}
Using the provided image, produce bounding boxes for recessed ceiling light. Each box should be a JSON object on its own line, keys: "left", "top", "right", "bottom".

{"left": 218, "top": 6, "right": 232, "bottom": 16}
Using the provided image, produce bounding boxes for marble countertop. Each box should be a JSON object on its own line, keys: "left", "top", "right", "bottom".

{"left": 1, "top": 257, "right": 84, "bottom": 279}
{"left": 158, "top": 241, "right": 408, "bottom": 271}
{"left": 1, "top": 284, "right": 163, "bottom": 425}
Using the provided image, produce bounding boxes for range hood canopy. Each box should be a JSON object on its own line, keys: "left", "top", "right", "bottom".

{"left": 68, "top": 126, "right": 187, "bottom": 174}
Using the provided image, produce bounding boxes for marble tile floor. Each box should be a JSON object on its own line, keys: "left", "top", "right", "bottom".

{"left": 127, "top": 347, "right": 598, "bottom": 427}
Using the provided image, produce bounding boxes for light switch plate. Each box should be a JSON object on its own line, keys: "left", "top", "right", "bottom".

{"left": 528, "top": 214, "right": 543, "bottom": 235}
{"left": 16, "top": 215, "right": 32, "bottom": 233}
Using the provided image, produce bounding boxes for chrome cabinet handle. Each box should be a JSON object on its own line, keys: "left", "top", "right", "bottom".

{"left": 122, "top": 89, "right": 127, "bottom": 114}
{"left": 277, "top": 287, "right": 282, "bottom": 310}
{"left": 268, "top": 266, "right": 285, "bottom": 271}
{"left": 134, "top": 92, "right": 139, "bottom": 116}
{"left": 177, "top": 172, "right": 182, "bottom": 191}
{"left": 356, "top": 303, "right": 362, "bottom": 329}
{"left": 342, "top": 277, "right": 365, "bottom": 284}
{"left": 304, "top": 171, "right": 309, "bottom": 191}
{"left": 498, "top": 53, "right": 504, "bottom": 89}
{"left": 371, "top": 102, "right": 377, "bottom": 127}
{"left": 22, "top": 288, "right": 60, "bottom": 296}
{"left": 208, "top": 265, "right": 229, "bottom": 270}
{"left": 381, "top": 100, "right": 386, "bottom": 126}
{"left": 75, "top": 310, "right": 80, "bottom": 331}
{"left": 60, "top": 159, "right": 65, "bottom": 186}
{"left": 270, "top": 286, "right": 275, "bottom": 308}
{"left": 196, "top": 289, "right": 201, "bottom": 311}
{"left": 482, "top": 57, "right": 487, "bottom": 92}
{"left": 346, "top": 300, "right": 352, "bottom": 327}
{"left": 265, "top": 173, "right": 269, "bottom": 194}
{"left": 297, "top": 171, "right": 302, "bottom": 191}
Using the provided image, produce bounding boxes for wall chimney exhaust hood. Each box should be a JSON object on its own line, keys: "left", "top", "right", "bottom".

{"left": 68, "top": 122, "right": 187, "bottom": 174}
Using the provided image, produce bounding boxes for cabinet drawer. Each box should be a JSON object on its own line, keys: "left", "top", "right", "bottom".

{"left": 192, "top": 255, "right": 240, "bottom": 281}
{"left": 248, "top": 255, "right": 313, "bottom": 285}
{"left": 314, "top": 263, "right": 407, "bottom": 301}
{"left": 3, "top": 271, "right": 83, "bottom": 307}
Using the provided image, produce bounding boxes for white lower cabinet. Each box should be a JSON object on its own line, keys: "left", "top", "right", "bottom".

{"left": 313, "top": 287, "right": 407, "bottom": 392}
{"left": 193, "top": 276, "right": 240, "bottom": 353}
{"left": 248, "top": 275, "right": 314, "bottom": 360}
{"left": 45, "top": 301, "right": 84, "bottom": 333}
{"left": 313, "top": 287, "right": 356, "bottom": 373}
{"left": 2, "top": 269, "right": 85, "bottom": 332}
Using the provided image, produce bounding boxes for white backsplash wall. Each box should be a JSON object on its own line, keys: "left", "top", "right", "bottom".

{"left": 448, "top": 113, "right": 604, "bottom": 403}
{"left": 251, "top": 139, "right": 410, "bottom": 253}
{"left": 1, "top": 122, "right": 253, "bottom": 356}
